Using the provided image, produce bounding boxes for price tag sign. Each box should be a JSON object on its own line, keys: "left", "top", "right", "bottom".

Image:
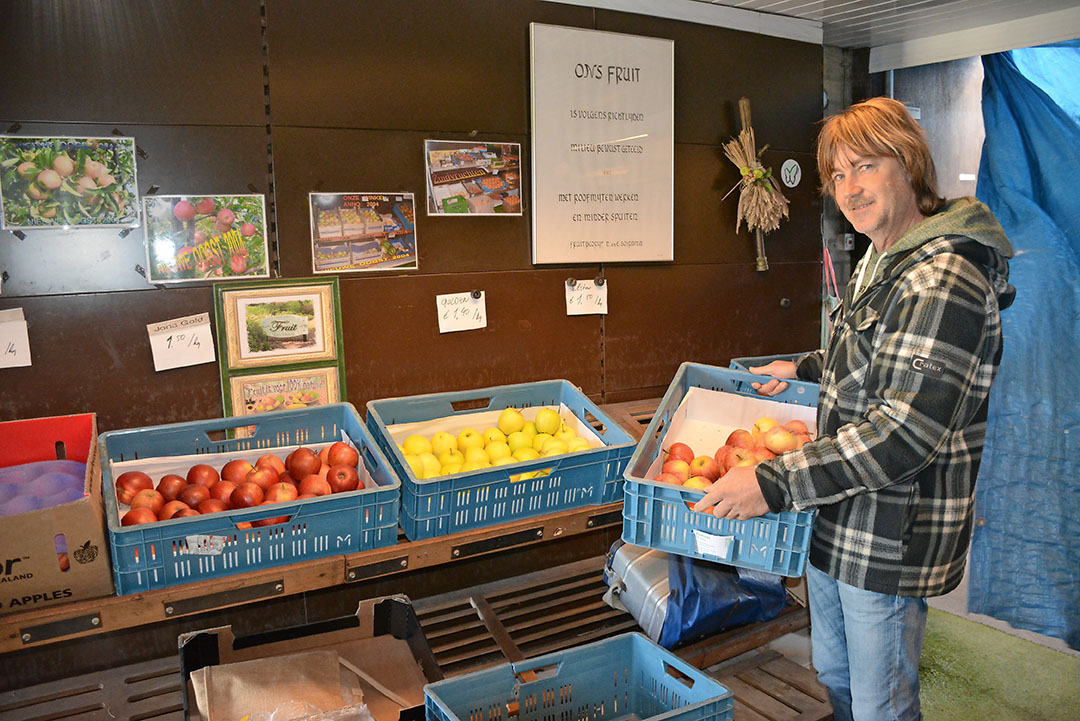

{"left": 436, "top": 291, "right": 487, "bottom": 333}
{"left": 692, "top": 529, "right": 733, "bottom": 559}
{"left": 147, "top": 312, "right": 216, "bottom": 371}
{"left": 0, "top": 307, "right": 32, "bottom": 368}
{"left": 565, "top": 279, "right": 608, "bottom": 316}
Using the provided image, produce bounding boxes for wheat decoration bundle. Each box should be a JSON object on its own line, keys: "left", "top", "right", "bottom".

{"left": 722, "top": 97, "right": 789, "bottom": 270}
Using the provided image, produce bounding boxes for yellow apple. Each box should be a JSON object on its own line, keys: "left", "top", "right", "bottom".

{"left": 507, "top": 431, "right": 531, "bottom": 454}
{"left": 542, "top": 447, "right": 565, "bottom": 458}
{"left": 440, "top": 462, "right": 463, "bottom": 476}
{"left": 491, "top": 456, "right": 515, "bottom": 467}
{"left": 567, "top": 437, "right": 591, "bottom": 453}
{"left": 553, "top": 425, "right": 578, "bottom": 443}
{"left": 482, "top": 427, "right": 506, "bottom": 446}
{"left": 521, "top": 421, "right": 538, "bottom": 438}
{"left": 513, "top": 447, "right": 541, "bottom": 462}
{"left": 438, "top": 449, "right": 465, "bottom": 466}
{"left": 542, "top": 439, "right": 568, "bottom": 455}
{"left": 751, "top": 417, "right": 780, "bottom": 443}
{"left": 486, "top": 441, "right": 512, "bottom": 462}
{"left": 460, "top": 460, "right": 492, "bottom": 472}
{"left": 534, "top": 408, "right": 562, "bottom": 436}
{"left": 458, "top": 428, "right": 484, "bottom": 451}
{"left": 419, "top": 452, "right": 441, "bottom": 479}
{"left": 684, "top": 476, "right": 712, "bottom": 490}
{"left": 430, "top": 431, "right": 458, "bottom": 457}
{"left": 498, "top": 407, "right": 525, "bottom": 435}
{"left": 403, "top": 434, "right": 432, "bottom": 456}
{"left": 464, "top": 446, "right": 490, "bottom": 465}
{"left": 532, "top": 433, "right": 554, "bottom": 452}
{"left": 403, "top": 453, "right": 423, "bottom": 477}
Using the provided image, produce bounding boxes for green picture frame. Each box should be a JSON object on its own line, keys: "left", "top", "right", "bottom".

{"left": 214, "top": 277, "right": 346, "bottom": 420}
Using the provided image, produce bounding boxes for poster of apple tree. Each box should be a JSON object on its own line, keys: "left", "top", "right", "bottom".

{"left": 143, "top": 194, "right": 270, "bottom": 284}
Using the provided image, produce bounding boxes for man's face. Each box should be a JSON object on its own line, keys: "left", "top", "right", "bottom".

{"left": 831, "top": 148, "right": 922, "bottom": 251}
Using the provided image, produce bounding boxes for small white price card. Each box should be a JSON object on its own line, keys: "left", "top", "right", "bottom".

{"left": 147, "top": 312, "right": 216, "bottom": 371}
{"left": 436, "top": 291, "right": 487, "bottom": 333}
{"left": 692, "top": 529, "right": 733, "bottom": 559}
{"left": 0, "top": 307, "right": 31, "bottom": 368}
{"left": 565, "top": 279, "right": 608, "bottom": 316}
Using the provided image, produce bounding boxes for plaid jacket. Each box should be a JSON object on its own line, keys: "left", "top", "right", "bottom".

{"left": 756, "top": 230, "right": 1014, "bottom": 597}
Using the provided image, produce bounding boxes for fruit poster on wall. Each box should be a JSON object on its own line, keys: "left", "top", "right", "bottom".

{"left": 214, "top": 277, "right": 346, "bottom": 422}
{"left": 425, "top": 140, "right": 522, "bottom": 215}
{"left": 143, "top": 194, "right": 270, "bottom": 284}
{"left": 0, "top": 135, "right": 140, "bottom": 229}
{"left": 309, "top": 192, "right": 418, "bottom": 272}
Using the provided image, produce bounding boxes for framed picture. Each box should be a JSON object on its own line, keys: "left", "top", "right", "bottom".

{"left": 0, "top": 135, "right": 140, "bottom": 229}
{"left": 309, "top": 191, "right": 418, "bottom": 273}
{"left": 224, "top": 366, "right": 341, "bottom": 431}
{"left": 215, "top": 277, "right": 342, "bottom": 371}
{"left": 143, "top": 193, "right": 270, "bottom": 284}
{"left": 424, "top": 139, "right": 522, "bottom": 216}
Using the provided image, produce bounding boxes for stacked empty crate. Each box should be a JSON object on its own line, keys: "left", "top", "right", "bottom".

{"left": 99, "top": 403, "right": 399, "bottom": 594}
{"left": 367, "top": 380, "right": 634, "bottom": 540}
{"left": 622, "top": 362, "right": 819, "bottom": 577}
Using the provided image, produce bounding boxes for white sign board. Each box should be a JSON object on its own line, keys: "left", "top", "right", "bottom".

{"left": 147, "top": 312, "right": 216, "bottom": 371}
{"left": 436, "top": 291, "right": 487, "bottom": 333}
{"left": 0, "top": 307, "right": 31, "bottom": 368}
{"left": 565, "top": 279, "right": 608, "bottom": 315}
{"left": 530, "top": 23, "right": 674, "bottom": 264}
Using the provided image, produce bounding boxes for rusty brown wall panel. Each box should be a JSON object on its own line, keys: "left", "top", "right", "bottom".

{"left": 0, "top": 289, "right": 223, "bottom": 431}
{"left": 338, "top": 269, "right": 603, "bottom": 410}
{"left": 0, "top": 124, "right": 271, "bottom": 296}
{"left": 265, "top": 0, "right": 594, "bottom": 132}
{"left": 595, "top": 10, "right": 823, "bottom": 150}
{"left": 603, "top": 263, "right": 821, "bottom": 395}
{"left": 0, "top": 0, "right": 266, "bottom": 127}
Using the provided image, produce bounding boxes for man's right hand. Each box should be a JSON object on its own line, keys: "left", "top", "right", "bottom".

{"left": 747, "top": 360, "right": 798, "bottom": 397}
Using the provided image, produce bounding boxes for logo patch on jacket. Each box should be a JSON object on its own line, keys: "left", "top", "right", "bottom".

{"left": 911, "top": 355, "right": 945, "bottom": 377}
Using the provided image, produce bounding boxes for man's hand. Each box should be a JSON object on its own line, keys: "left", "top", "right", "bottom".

{"left": 693, "top": 464, "right": 770, "bottom": 520}
{"left": 748, "top": 360, "right": 798, "bottom": 397}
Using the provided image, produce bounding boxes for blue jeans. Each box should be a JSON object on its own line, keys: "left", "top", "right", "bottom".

{"left": 806, "top": 563, "right": 928, "bottom": 721}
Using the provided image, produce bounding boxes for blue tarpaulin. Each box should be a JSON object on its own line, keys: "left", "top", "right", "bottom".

{"left": 972, "top": 40, "right": 1080, "bottom": 649}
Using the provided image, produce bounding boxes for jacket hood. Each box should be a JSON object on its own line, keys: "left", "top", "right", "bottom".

{"left": 856, "top": 197, "right": 1016, "bottom": 309}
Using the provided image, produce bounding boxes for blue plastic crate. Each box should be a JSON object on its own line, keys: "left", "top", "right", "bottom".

{"left": 425, "top": 633, "right": 733, "bottom": 721}
{"left": 367, "top": 380, "right": 635, "bottom": 540}
{"left": 622, "top": 362, "right": 817, "bottom": 577}
{"left": 100, "top": 404, "right": 399, "bottom": 595}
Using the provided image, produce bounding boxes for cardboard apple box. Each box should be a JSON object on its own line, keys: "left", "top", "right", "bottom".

{"left": 644, "top": 386, "right": 818, "bottom": 478}
{"left": 0, "top": 413, "right": 114, "bottom": 615}
{"left": 383, "top": 402, "right": 604, "bottom": 450}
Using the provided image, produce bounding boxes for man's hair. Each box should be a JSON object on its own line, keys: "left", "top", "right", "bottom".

{"left": 817, "top": 97, "right": 945, "bottom": 215}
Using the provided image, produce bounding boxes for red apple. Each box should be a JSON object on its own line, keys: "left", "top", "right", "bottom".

{"left": 278, "top": 472, "right": 296, "bottom": 488}
{"left": 186, "top": 463, "right": 220, "bottom": 487}
{"left": 784, "top": 419, "right": 809, "bottom": 435}
{"left": 240, "top": 222, "right": 257, "bottom": 237}
{"left": 197, "top": 498, "right": 229, "bottom": 515}
{"left": 723, "top": 447, "right": 757, "bottom": 473}
{"left": 156, "top": 474, "right": 188, "bottom": 501}
{"left": 195, "top": 197, "right": 216, "bottom": 215}
{"left": 318, "top": 445, "right": 332, "bottom": 466}
{"left": 793, "top": 433, "right": 812, "bottom": 449}
{"left": 726, "top": 429, "right": 754, "bottom": 449}
{"left": 751, "top": 417, "right": 780, "bottom": 444}
{"left": 287, "top": 447, "right": 321, "bottom": 480}
{"left": 326, "top": 464, "right": 360, "bottom": 493}
{"left": 122, "top": 507, "right": 158, "bottom": 526}
{"left": 115, "top": 471, "right": 154, "bottom": 504}
{"left": 654, "top": 472, "right": 683, "bottom": 485}
{"left": 216, "top": 208, "right": 235, "bottom": 227}
{"left": 178, "top": 484, "right": 211, "bottom": 508}
{"left": 298, "top": 475, "right": 331, "bottom": 497}
{"left": 130, "top": 488, "right": 165, "bottom": 515}
{"left": 229, "top": 481, "right": 264, "bottom": 509}
{"left": 253, "top": 502, "right": 290, "bottom": 527}
{"left": 172, "top": 200, "right": 196, "bottom": 222}
{"left": 714, "top": 445, "right": 733, "bottom": 469}
{"left": 689, "top": 455, "right": 722, "bottom": 481}
{"left": 661, "top": 459, "right": 691, "bottom": 484}
{"left": 752, "top": 446, "right": 776, "bottom": 463}
{"left": 245, "top": 465, "right": 280, "bottom": 490}
{"left": 763, "top": 425, "right": 797, "bottom": 454}
{"left": 174, "top": 508, "right": 201, "bottom": 518}
{"left": 664, "top": 442, "right": 695, "bottom": 465}
{"left": 255, "top": 453, "right": 286, "bottom": 475}
{"left": 210, "top": 480, "right": 238, "bottom": 503}
{"left": 158, "top": 500, "right": 191, "bottom": 520}
{"left": 326, "top": 441, "right": 360, "bottom": 468}
{"left": 221, "top": 459, "right": 254, "bottom": 484}
{"left": 297, "top": 493, "right": 318, "bottom": 499}
{"left": 264, "top": 482, "right": 299, "bottom": 504}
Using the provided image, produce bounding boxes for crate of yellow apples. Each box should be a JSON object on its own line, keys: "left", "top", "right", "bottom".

{"left": 367, "top": 380, "right": 635, "bottom": 540}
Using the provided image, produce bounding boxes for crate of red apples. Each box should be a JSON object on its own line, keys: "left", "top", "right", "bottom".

{"left": 623, "top": 362, "right": 818, "bottom": 577}
{"left": 99, "top": 403, "right": 399, "bottom": 595}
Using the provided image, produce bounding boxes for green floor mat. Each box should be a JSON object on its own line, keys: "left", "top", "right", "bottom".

{"left": 920, "top": 608, "right": 1080, "bottom": 720}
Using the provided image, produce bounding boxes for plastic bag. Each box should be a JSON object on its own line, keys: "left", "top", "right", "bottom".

{"left": 251, "top": 701, "right": 376, "bottom": 721}
{"left": 656, "top": 553, "right": 787, "bottom": 649}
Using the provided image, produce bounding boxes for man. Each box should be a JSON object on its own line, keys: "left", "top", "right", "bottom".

{"left": 695, "top": 97, "right": 1015, "bottom": 721}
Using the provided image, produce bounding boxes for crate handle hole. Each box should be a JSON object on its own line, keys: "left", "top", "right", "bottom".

{"left": 205, "top": 429, "right": 230, "bottom": 443}
{"left": 451, "top": 396, "right": 492, "bottom": 412}
{"left": 514, "top": 661, "right": 561, "bottom": 683}
{"left": 662, "top": 661, "right": 695, "bottom": 689}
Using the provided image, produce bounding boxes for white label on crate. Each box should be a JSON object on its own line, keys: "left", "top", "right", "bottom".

{"left": 692, "top": 529, "right": 733, "bottom": 559}
{"left": 186, "top": 534, "right": 226, "bottom": 555}
{"left": 436, "top": 291, "right": 487, "bottom": 333}
{"left": 565, "top": 279, "right": 608, "bottom": 316}
{"left": 0, "top": 307, "right": 31, "bottom": 368}
{"left": 147, "top": 312, "right": 216, "bottom": 372}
